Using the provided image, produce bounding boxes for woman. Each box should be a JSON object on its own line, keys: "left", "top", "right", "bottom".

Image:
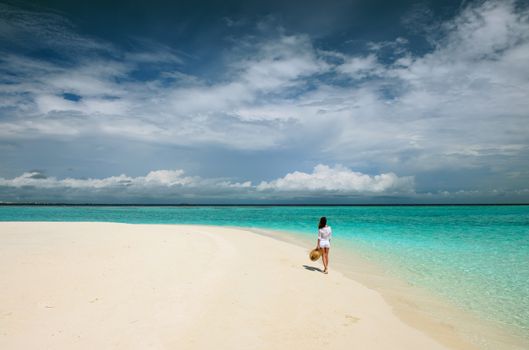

{"left": 316, "top": 216, "right": 332, "bottom": 274}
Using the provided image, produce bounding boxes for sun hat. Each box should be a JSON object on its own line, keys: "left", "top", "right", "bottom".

{"left": 309, "top": 248, "right": 322, "bottom": 261}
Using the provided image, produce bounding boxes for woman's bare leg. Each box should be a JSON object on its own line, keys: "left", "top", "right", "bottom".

{"left": 323, "top": 247, "right": 329, "bottom": 272}
{"left": 320, "top": 248, "right": 325, "bottom": 271}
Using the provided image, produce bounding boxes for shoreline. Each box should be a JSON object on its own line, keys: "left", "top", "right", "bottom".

{"left": 1, "top": 222, "right": 526, "bottom": 349}
{"left": 1, "top": 221, "right": 450, "bottom": 350}
{"left": 244, "top": 226, "right": 528, "bottom": 350}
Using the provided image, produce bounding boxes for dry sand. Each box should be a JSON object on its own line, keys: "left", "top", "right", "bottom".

{"left": 0, "top": 222, "right": 451, "bottom": 349}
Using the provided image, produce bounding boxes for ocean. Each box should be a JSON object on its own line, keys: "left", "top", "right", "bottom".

{"left": 1, "top": 205, "right": 528, "bottom": 342}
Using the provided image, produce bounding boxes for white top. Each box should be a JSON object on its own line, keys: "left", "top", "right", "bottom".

{"left": 318, "top": 226, "right": 332, "bottom": 240}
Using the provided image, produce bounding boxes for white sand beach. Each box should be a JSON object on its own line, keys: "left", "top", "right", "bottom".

{"left": 1, "top": 222, "right": 463, "bottom": 349}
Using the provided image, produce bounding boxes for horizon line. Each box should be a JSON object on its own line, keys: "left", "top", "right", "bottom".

{"left": 1, "top": 203, "right": 528, "bottom": 207}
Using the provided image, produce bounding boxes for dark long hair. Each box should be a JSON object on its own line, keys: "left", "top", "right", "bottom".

{"left": 318, "top": 216, "right": 327, "bottom": 229}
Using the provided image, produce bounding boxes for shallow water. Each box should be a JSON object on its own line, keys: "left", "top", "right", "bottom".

{"left": 1, "top": 205, "right": 528, "bottom": 341}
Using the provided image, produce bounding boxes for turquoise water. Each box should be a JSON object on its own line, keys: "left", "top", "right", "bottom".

{"left": 1, "top": 205, "right": 528, "bottom": 338}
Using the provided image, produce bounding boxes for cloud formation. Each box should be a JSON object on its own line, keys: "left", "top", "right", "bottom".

{"left": 257, "top": 165, "right": 414, "bottom": 193}
{"left": 0, "top": 165, "right": 413, "bottom": 202}
{"left": 1, "top": 0, "right": 529, "bottom": 201}
{"left": 1, "top": 166, "right": 526, "bottom": 203}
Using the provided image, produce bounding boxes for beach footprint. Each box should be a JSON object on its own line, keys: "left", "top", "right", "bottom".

{"left": 343, "top": 314, "right": 360, "bottom": 326}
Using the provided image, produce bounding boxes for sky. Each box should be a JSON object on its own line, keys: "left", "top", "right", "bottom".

{"left": 0, "top": 0, "right": 529, "bottom": 204}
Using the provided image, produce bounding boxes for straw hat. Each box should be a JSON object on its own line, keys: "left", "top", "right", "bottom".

{"left": 309, "top": 248, "right": 322, "bottom": 261}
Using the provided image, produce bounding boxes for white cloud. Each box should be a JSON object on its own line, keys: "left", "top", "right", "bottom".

{"left": 0, "top": 165, "right": 413, "bottom": 201}
{"left": 1, "top": 0, "right": 529, "bottom": 195}
{"left": 323, "top": 0, "right": 529, "bottom": 174}
{"left": 257, "top": 164, "right": 414, "bottom": 194}
{"left": 336, "top": 54, "right": 381, "bottom": 78}
{"left": 2, "top": 167, "right": 528, "bottom": 203}
{"left": 236, "top": 34, "right": 328, "bottom": 91}
{"left": 0, "top": 169, "right": 255, "bottom": 203}
{"left": 0, "top": 169, "right": 219, "bottom": 189}
{"left": 0, "top": 28, "right": 324, "bottom": 149}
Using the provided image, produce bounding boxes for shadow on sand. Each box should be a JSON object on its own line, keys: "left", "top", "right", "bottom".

{"left": 302, "top": 265, "right": 323, "bottom": 273}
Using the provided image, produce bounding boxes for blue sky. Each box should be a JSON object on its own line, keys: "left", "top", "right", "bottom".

{"left": 1, "top": 0, "right": 529, "bottom": 203}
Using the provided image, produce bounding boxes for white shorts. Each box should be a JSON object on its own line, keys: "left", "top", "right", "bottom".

{"left": 319, "top": 239, "right": 330, "bottom": 248}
